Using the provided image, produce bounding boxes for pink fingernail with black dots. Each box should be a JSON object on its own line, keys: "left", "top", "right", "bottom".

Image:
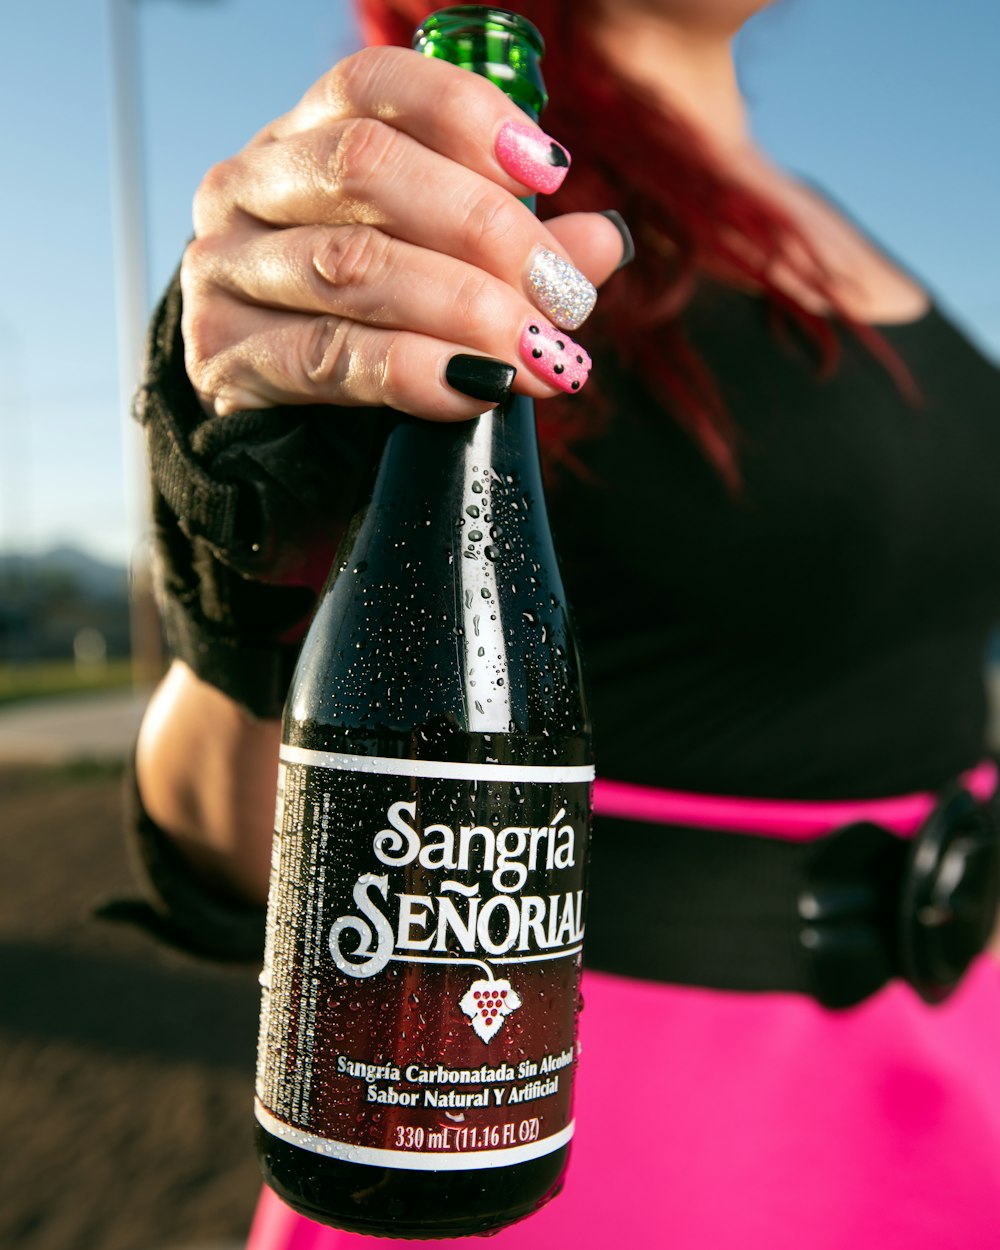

{"left": 496, "top": 120, "right": 571, "bottom": 194}
{"left": 520, "top": 321, "right": 592, "bottom": 393}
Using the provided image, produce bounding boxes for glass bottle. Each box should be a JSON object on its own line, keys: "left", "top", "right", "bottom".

{"left": 253, "top": 7, "right": 593, "bottom": 1237}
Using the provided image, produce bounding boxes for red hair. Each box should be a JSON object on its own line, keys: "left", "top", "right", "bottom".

{"left": 355, "top": 0, "right": 917, "bottom": 486}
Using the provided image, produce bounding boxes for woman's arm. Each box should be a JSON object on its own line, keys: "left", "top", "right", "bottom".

{"left": 131, "top": 46, "right": 630, "bottom": 910}
{"left": 136, "top": 660, "right": 279, "bottom": 906}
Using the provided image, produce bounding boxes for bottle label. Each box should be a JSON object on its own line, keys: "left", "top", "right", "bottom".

{"left": 255, "top": 744, "right": 593, "bottom": 1171}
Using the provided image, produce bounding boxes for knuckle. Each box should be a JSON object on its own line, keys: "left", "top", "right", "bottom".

{"left": 301, "top": 315, "right": 353, "bottom": 389}
{"left": 179, "top": 249, "right": 225, "bottom": 363}
{"left": 180, "top": 305, "right": 221, "bottom": 389}
{"left": 449, "top": 271, "right": 506, "bottom": 338}
{"left": 192, "top": 157, "right": 238, "bottom": 227}
{"left": 330, "top": 46, "right": 386, "bottom": 102}
{"left": 379, "top": 333, "right": 415, "bottom": 409}
{"left": 435, "top": 70, "right": 492, "bottom": 130}
{"left": 326, "top": 116, "right": 399, "bottom": 199}
{"left": 460, "top": 185, "right": 519, "bottom": 258}
{"left": 312, "top": 225, "right": 388, "bottom": 295}
{"left": 180, "top": 235, "right": 217, "bottom": 287}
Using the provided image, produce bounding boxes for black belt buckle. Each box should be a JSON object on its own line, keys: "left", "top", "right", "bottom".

{"left": 798, "top": 786, "right": 1000, "bottom": 1009}
{"left": 898, "top": 785, "right": 1000, "bottom": 1004}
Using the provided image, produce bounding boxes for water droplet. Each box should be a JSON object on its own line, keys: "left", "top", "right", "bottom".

{"left": 469, "top": 530, "right": 483, "bottom": 542}
{"left": 484, "top": 545, "right": 499, "bottom": 561}
{"left": 471, "top": 480, "right": 484, "bottom": 494}
{"left": 466, "top": 505, "right": 480, "bottom": 518}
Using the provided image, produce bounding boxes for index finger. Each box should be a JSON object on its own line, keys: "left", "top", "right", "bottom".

{"left": 253, "top": 45, "right": 571, "bottom": 199}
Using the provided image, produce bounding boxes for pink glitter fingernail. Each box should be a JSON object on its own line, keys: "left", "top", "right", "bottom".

{"left": 496, "top": 120, "right": 571, "bottom": 194}
{"left": 519, "top": 321, "right": 591, "bottom": 393}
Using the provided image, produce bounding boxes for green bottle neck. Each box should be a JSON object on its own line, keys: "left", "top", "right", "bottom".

{"left": 413, "top": 6, "right": 547, "bottom": 121}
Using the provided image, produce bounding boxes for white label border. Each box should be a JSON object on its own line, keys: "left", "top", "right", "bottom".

{"left": 280, "top": 744, "right": 594, "bottom": 784}
{"left": 255, "top": 1099, "right": 573, "bottom": 1171}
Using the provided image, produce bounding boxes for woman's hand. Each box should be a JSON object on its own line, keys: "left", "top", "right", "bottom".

{"left": 181, "top": 46, "right": 628, "bottom": 421}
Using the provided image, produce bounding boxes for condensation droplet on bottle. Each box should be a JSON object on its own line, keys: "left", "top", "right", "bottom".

{"left": 468, "top": 530, "right": 483, "bottom": 542}
{"left": 466, "top": 505, "right": 480, "bottom": 518}
{"left": 484, "top": 545, "right": 499, "bottom": 561}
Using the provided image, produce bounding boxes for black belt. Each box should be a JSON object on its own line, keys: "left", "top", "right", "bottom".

{"left": 584, "top": 784, "right": 1000, "bottom": 1009}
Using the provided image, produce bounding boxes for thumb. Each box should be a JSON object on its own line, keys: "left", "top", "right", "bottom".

{"left": 544, "top": 210, "right": 634, "bottom": 289}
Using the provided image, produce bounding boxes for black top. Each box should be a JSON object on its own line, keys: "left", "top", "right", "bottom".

{"left": 126, "top": 268, "right": 1000, "bottom": 972}
{"left": 551, "top": 284, "right": 1000, "bottom": 800}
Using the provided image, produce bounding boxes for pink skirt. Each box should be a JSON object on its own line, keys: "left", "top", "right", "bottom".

{"left": 248, "top": 768, "right": 1000, "bottom": 1250}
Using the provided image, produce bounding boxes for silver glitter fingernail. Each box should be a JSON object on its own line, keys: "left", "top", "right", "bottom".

{"left": 526, "top": 248, "right": 597, "bottom": 332}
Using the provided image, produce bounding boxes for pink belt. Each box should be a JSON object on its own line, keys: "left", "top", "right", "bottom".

{"left": 594, "top": 759, "right": 999, "bottom": 840}
{"left": 584, "top": 763, "right": 1000, "bottom": 1009}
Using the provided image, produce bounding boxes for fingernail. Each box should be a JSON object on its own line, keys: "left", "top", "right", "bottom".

{"left": 445, "top": 354, "right": 517, "bottom": 404}
{"left": 519, "top": 322, "right": 592, "bottom": 394}
{"left": 598, "top": 210, "right": 636, "bottom": 271}
{"left": 527, "top": 247, "right": 597, "bottom": 332}
{"left": 496, "top": 120, "right": 571, "bottom": 194}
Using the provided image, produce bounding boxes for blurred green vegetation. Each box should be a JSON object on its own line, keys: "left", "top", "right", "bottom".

{"left": 0, "top": 659, "right": 135, "bottom": 707}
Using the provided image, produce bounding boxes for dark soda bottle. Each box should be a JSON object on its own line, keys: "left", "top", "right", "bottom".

{"left": 253, "top": 7, "right": 593, "bottom": 1238}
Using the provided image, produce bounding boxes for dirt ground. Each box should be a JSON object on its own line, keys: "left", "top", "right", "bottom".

{"left": 0, "top": 763, "right": 262, "bottom": 1250}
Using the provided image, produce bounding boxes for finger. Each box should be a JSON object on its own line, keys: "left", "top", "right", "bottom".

{"left": 257, "top": 47, "right": 573, "bottom": 200}
{"left": 195, "top": 126, "right": 600, "bottom": 331}
{"left": 545, "top": 211, "right": 636, "bottom": 285}
{"left": 189, "top": 223, "right": 605, "bottom": 362}
{"left": 183, "top": 297, "right": 592, "bottom": 422}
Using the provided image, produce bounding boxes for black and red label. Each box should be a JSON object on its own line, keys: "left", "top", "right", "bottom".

{"left": 255, "top": 745, "right": 593, "bottom": 1171}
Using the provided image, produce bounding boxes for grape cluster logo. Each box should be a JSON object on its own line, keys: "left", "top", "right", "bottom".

{"left": 460, "top": 977, "right": 522, "bottom": 1042}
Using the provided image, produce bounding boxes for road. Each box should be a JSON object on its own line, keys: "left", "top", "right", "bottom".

{"left": 0, "top": 690, "right": 262, "bottom": 1250}
{"left": 0, "top": 688, "right": 149, "bottom": 765}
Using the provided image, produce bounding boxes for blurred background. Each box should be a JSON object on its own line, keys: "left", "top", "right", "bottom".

{"left": 1, "top": 1, "right": 998, "bottom": 1248}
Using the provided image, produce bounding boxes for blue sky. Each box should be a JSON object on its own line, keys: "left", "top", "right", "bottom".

{"left": 3, "top": 0, "right": 999, "bottom": 565}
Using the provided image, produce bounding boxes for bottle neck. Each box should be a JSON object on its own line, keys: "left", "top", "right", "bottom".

{"left": 380, "top": 393, "right": 542, "bottom": 512}
{"left": 413, "top": 6, "right": 547, "bottom": 121}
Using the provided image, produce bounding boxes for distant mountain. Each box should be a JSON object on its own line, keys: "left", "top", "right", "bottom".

{"left": 0, "top": 546, "right": 132, "bottom": 661}
{"left": 0, "top": 545, "right": 128, "bottom": 599}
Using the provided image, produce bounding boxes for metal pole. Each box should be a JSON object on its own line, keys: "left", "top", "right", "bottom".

{"left": 107, "top": 0, "right": 163, "bottom": 689}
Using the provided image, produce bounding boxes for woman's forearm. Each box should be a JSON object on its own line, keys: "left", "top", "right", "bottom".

{"left": 135, "top": 659, "right": 281, "bottom": 907}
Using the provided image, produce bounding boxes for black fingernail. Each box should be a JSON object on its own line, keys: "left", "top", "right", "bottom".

{"left": 445, "top": 355, "right": 517, "bottom": 403}
{"left": 598, "top": 210, "right": 635, "bottom": 271}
